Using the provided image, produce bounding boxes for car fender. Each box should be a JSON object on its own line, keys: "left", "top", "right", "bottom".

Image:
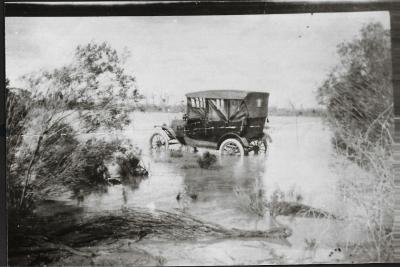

{"left": 262, "top": 130, "right": 273, "bottom": 143}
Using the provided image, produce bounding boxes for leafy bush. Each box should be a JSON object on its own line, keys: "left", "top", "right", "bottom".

{"left": 197, "top": 151, "right": 217, "bottom": 169}
{"left": 33, "top": 137, "right": 120, "bottom": 196}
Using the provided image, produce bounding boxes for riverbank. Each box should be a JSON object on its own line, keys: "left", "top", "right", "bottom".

{"left": 8, "top": 199, "right": 292, "bottom": 266}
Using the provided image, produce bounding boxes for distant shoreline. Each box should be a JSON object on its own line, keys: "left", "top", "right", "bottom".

{"left": 132, "top": 109, "right": 324, "bottom": 117}
{"left": 130, "top": 106, "right": 325, "bottom": 117}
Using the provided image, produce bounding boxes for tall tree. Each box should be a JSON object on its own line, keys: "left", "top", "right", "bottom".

{"left": 9, "top": 41, "right": 140, "bottom": 207}
{"left": 317, "top": 22, "right": 393, "bottom": 158}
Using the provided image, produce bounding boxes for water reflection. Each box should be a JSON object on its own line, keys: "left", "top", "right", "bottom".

{"left": 176, "top": 152, "right": 272, "bottom": 230}
{"left": 71, "top": 185, "right": 109, "bottom": 206}
{"left": 76, "top": 189, "right": 84, "bottom": 206}
{"left": 180, "top": 155, "right": 267, "bottom": 195}
{"left": 120, "top": 174, "right": 149, "bottom": 191}
{"left": 122, "top": 187, "right": 128, "bottom": 204}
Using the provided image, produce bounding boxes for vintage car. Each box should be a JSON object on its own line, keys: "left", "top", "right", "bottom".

{"left": 149, "top": 90, "right": 271, "bottom": 156}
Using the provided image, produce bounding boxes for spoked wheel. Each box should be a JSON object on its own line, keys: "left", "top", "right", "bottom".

{"left": 150, "top": 132, "right": 169, "bottom": 151}
{"left": 219, "top": 138, "right": 245, "bottom": 156}
{"left": 248, "top": 139, "right": 267, "bottom": 155}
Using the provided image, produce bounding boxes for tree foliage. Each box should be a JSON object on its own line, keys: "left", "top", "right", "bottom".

{"left": 317, "top": 22, "right": 393, "bottom": 158}
{"left": 7, "top": 41, "right": 142, "bottom": 210}
{"left": 20, "top": 41, "right": 138, "bottom": 131}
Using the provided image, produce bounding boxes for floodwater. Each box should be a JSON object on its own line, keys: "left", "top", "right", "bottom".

{"left": 62, "top": 112, "right": 366, "bottom": 265}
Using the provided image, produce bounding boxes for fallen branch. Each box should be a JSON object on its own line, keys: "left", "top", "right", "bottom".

{"left": 9, "top": 205, "right": 292, "bottom": 265}
{"left": 53, "top": 207, "right": 292, "bottom": 247}
{"left": 9, "top": 242, "right": 94, "bottom": 258}
{"left": 269, "top": 201, "right": 340, "bottom": 220}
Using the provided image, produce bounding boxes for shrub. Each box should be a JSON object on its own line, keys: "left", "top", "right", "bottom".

{"left": 197, "top": 151, "right": 217, "bottom": 169}
{"left": 116, "top": 152, "right": 149, "bottom": 179}
{"left": 34, "top": 137, "right": 116, "bottom": 196}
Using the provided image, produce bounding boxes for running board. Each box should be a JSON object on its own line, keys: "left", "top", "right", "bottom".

{"left": 183, "top": 136, "right": 218, "bottom": 149}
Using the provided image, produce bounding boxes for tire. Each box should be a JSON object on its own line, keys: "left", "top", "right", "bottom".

{"left": 219, "top": 138, "right": 245, "bottom": 156}
{"left": 150, "top": 132, "right": 169, "bottom": 151}
{"left": 248, "top": 139, "right": 268, "bottom": 155}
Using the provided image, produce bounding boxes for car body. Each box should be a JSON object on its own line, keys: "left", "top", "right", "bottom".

{"left": 150, "top": 90, "right": 270, "bottom": 155}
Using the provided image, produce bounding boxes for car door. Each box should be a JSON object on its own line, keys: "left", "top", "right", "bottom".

{"left": 185, "top": 97, "right": 207, "bottom": 140}
{"left": 204, "top": 98, "right": 229, "bottom": 142}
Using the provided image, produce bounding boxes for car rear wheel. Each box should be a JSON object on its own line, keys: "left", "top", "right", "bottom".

{"left": 219, "top": 138, "right": 245, "bottom": 156}
{"left": 248, "top": 139, "right": 267, "bottom": 155}
{"left": 150, "top": 132, "right": 169, "bottom": 151}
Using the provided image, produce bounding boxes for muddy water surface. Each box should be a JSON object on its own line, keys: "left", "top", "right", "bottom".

{"left": 61, "top": 112, "right": 365, "bottom": 265}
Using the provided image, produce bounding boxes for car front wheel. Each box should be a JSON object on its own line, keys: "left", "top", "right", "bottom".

{"left": 150, "top": 132, "right": 169, "bottom": 151}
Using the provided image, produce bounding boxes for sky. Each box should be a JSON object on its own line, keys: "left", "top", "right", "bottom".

{"left": 5, "top": 11, "right": 390, "bottom": 108}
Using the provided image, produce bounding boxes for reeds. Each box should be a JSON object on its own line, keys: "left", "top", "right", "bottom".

{"left": 330, "top": 110, "right": 394, "bottom": 262}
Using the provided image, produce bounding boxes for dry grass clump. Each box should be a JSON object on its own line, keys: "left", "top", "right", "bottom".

{"left": 333, "top": 130, "right": 394, "bottom": 262}
{"left": 321, "top": 100, "right": 394, "bottom": 262}
{"left": 176, "top": 185, "right": 198, "bottom": 212}
{"left": 169, "top": 149, "right": 183, "bottom": 158}
{"left": 234, "top": 183, "right": 339, "bottom": 231}
{"left": 181, "top": 163, "right": 198, "bottom": 169}
{"left": 234, "top": 181, "right": 267, "bottom": 219}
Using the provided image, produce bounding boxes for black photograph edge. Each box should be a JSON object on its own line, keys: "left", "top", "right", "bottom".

{"left": 1, "top": 0, "right": 400, "bottom": 266}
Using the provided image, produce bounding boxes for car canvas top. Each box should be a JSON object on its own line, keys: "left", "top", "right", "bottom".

{"left": 185, "top": 90, "right": 269, "bottom": 100}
